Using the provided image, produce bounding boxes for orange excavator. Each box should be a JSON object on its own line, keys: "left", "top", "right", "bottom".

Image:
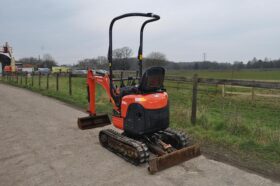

{"left": 0, "top": 42, "right": 16, "bottom": 73}
{"left": 78, "top": 13, "right": 200, "bottom": 173}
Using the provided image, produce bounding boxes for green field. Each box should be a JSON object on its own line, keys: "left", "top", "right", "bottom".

{"left": 1, "top": 70, "right": 280, "bottom": 177}
{"left": 168, "top": 69, "right": 280, "bottom": 80}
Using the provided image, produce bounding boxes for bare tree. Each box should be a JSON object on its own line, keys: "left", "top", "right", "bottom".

{"left": 42, "top": 54, "right": 54, "bottom": 61}
{"left": 97, "top": 56, "right": 108, "bottom": 70}
{"left": 76, "top": 58, "right": 98, "bottom": 69}
{"left": 144, "top": 51, "right": 167, "bottom": 68}
{"left": 97, "top": 56, "right": 108, "bottom": 64}
{"left": 113, "top": 47, "right": 133, "bottom": 59}
{"left": 41, "top": 53, "right": 57, "bottom": 68}
{"left": 112, "top": 47, "right": 133, "bottom": 70}
{"left": 122, "top": 47, "right": 133, "bottom": 59}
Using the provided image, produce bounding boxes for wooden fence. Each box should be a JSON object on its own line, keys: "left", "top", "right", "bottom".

{"left": 1, "top": 72, "right": 73, "bottom": 95}
{"left": 1, "top": 72, "right": 280, "bottom": 125}
{"left": 166, "top": 75, "right": 280, "bottom": 124}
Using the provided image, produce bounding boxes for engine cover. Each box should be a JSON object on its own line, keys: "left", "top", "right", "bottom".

{"left": 124, "top": 103, "right": 169, "bottom": 136}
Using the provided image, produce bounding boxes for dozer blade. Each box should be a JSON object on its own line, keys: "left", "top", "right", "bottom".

{"left": 148, "top": 144, "right": 201, "bottom": 174}
{"left": 77, "top": 114, "right": 111, "bottom": 130}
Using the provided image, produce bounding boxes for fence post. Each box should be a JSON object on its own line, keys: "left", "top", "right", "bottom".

{"left": 251, "top": 87, "right": 255, "bottom": 103}
{"left": 31, "top": 72, "right": 34, "bottom": 87}
{"left": 222, "top": 84, "right": 225, "bottom": 97}
{"left": 16, "top": 72, "right": 18, "bottom": 84}
{"left": 38, "top": 72, "right": 41, "bottom": 88}
{"left": 191, "top": 74, "right": 198, "bottom": 125}
{"left": 20, "top": 72, "right": 23, "bottom": 85}
{"left": 25, "top": 72, "right": 28, "bottom": 85}
{"left": 68, "top": 72, "right": 72, "bottom": 95}
{"left": 56, "top": 73, "right": 59, "bottom": 91}
{"left": 46, "top": 73, "right": 49, "bottom": 90}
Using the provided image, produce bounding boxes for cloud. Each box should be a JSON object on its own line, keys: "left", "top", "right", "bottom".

{"left": 1, "top": 0, "right": 280, "bottom": 64}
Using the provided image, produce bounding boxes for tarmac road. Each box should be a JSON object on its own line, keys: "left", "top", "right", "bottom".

{"left": 0, "top": 83, "right": 279, "bottom": 186}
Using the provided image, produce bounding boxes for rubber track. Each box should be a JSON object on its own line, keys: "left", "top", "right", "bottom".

{"left": 158, "top": 128, "right": 189, "bottom": 148}
{"left": 99, "top": 129, "right": 149, "bottom": 165}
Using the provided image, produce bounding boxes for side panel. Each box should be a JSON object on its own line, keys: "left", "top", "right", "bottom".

{"left": 112, "top": 116, "right": 124, "bottom": 129}
{"left": 124, "top": 103, "right": 169, "bottom": 136}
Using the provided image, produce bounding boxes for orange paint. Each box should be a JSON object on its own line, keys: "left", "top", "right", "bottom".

{"left": 112, "top": 116, "right": 124, "bottom": 129}
{"left": 87, "top": 69, "right": 118, "bottom": 115}
{"left": 4, "top": 66, "right": 12, "bottom": 72}
{"left": 121, "top": 93, "right": 168, "bottom": 118}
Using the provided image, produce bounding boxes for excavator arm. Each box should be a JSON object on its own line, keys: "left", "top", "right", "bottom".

{"left": 77, "top": 69, "right": 113, "bottom": 130}
{"left": 86, "top": 69, "right": 118, "bottom": 115}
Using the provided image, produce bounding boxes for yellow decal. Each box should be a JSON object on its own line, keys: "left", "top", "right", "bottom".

{"left": 139, "top": 55, "right": 142, "bottom": 60}
{"left": 135, "top": 98, "right": 146, "bottom": 102}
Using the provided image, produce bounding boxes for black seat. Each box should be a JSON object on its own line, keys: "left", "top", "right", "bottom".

{"left": 120, "top": 86, "right": 137, "bottom": 97}
{"left": 138, "top": 67, "right": 165, "bottom": 93}
{"left": 115, "top": 67, "right": 165, "bottom": 107}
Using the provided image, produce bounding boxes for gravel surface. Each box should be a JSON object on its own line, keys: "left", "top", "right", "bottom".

{"left": 0, "top": 83, "right": 279, "bottom": 186}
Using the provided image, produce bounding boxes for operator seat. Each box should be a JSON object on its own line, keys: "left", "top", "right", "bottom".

{"left": 138, "top": 66, "right": 165, "bottom": 93}
{"left": 116, "top": 67, "right": 165, "bottom": 107}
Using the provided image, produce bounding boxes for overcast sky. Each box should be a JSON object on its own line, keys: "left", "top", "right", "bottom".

{"left": 1, "top": 0, "right": 280, "bottom": 64}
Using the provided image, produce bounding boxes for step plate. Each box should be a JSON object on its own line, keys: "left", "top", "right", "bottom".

{"left": 148, "top": 144, "right": 201, "bottom": 174}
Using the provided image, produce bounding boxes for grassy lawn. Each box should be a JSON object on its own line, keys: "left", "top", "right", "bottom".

{"left": 168, "top": 69, "right": 280, "bottom": 80}
{"left": 1, "top": 70, "right": 280, "bottom": 176}
{"left": 168, "top": 84, "right": 280, "bottom": 163}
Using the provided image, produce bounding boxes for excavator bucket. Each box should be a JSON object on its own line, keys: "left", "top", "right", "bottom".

{"left": 77, "top": 114, "right": 111, "bottom": 130}
{"left": 148, "top": 144, "right": 201, "bottom": 174}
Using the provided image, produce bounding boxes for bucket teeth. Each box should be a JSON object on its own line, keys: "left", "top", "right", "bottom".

{"left": 148, "top": 144, "right": 201, "bottom": 174}
{"left": 77, "top": 114, "right": 111, "bottom": 130}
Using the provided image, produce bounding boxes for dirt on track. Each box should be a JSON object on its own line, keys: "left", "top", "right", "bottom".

{"left": 0, "top": 83, "right": 279, "bottom": 186}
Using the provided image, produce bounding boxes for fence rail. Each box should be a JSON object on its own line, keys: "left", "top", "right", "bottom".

{"left": 166, "top": 75, "right": 280, "bottom": 89}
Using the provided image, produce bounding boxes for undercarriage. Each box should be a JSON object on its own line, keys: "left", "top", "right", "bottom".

{"left": 99, "top": 128, "right": 200, "bottom": 173}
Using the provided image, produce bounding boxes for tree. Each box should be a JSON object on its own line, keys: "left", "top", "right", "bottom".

{"left": 17, "top": 57, "right": 40, "bottom": 67}
{"left": 112, "top": 47, "right": 133, "bottom": 70}
{"left": 74, "top": 56, "right": 110, "bottom": 70}
{"left": 17, "top": 54, "right": 57, "bottom": 69}
{"left": 97, "top": 56, "right": 107, "bottom": 65}
{"left": 40, "top": 54, "right": 57, "bottom": 68}
{"left": 76, "top": 58, "right": 98, "bottom": 69}
{"left": 144, "top": 51, "right": 167, "bottom": 68}
{"left": 233, "top": 61, "right": 245, "bottom": 70}
{"left": 96, "top": 56, "right": 109, "bottom": 70}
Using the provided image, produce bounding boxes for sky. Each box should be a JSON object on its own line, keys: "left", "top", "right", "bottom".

{"left": 1, "top": 0, "right": 280, "bottom": 65}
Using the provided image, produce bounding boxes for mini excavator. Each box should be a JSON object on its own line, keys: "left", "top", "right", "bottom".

{"left": 78, "top": 13, "right": 200, "bottom": 173}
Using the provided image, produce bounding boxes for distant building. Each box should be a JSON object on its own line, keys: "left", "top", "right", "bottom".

{"left": 15, "top": 63, "right": 23, "bottom": 71}
{"left": 23, "top": 64, "right": 36, "bottom": 68}
{"left": 22, "top": 67, "right": 34, "bottom": 74}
